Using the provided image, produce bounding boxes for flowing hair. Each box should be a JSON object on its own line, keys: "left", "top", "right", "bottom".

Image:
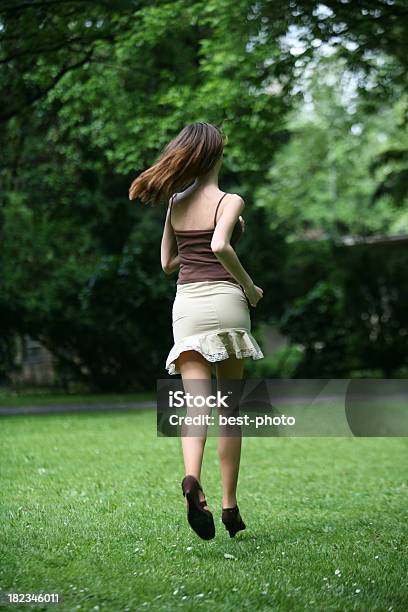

{"left": 128, "top": 122, "right": 226, "bottom": 205}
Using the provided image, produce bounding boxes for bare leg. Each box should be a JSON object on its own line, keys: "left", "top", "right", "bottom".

{"left": 215, "top": 355, "right": 245, "bottom": 509}
{"left": 177, "top": 350, "right": 212, "bottom": 510}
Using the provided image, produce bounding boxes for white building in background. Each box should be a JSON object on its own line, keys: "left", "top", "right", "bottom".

{"left": 9, "top": 335, "right": 57, "bottom": 387}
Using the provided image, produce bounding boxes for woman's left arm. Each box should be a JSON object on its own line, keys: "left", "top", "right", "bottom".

{"left": 161, "top": 200, "right": 181, "bottom": 275}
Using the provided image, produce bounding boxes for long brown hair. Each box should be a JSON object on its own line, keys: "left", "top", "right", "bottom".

{"left": 128, "top": 122, "right": 226, "bottom": 205}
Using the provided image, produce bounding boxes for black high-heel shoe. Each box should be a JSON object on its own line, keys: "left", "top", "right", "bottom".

{"left": 181, "top": 475, "right": 215, "bottom": 541}
{"left": 222, "top": 505, "right": 246, "bottom": 538}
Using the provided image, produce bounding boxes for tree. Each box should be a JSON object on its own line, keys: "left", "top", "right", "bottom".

{"left": 1, "top": 0, "right": 407, "bottom": 388}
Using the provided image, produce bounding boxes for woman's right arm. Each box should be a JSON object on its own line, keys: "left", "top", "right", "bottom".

{"left": 210, "top": 195, "right": 263, "bottom": 307}
{"left": 160, "top": 200, "right": 180, "bottom": 274}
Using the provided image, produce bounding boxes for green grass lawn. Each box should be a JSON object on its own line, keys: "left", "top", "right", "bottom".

{"left": 1, "top": 410, "right": 407, "bottom": 611}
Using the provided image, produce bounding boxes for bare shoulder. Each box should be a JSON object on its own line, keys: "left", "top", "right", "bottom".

{"left": 169, "top": 184, "right": 196, "bottom": 210}
{"left": 168, "top": 192, "right": 181, "bottom": 211}
{"left": 225, "top": 192, "right": 245, "bottom": 213}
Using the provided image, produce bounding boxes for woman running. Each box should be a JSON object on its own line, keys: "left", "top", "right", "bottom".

{"left": 129, "top": 122, "right": 264, "bottom": 540}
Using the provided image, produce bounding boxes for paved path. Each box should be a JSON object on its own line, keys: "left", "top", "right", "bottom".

{"left": 0, "top": 401, "right": 156, "bottom": 416}
{"left": 1, "top": 392, "right": 407, "bottom": 416}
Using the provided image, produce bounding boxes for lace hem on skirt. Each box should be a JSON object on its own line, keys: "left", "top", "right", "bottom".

{"left": 165, "top": 327, "right": 264, "bottom": 375}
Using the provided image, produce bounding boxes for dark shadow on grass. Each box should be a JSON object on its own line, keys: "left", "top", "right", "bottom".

{"left": 166, "top": 511, "right": 406, "bottom": 560}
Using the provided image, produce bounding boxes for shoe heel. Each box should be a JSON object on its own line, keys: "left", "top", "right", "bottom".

{"left": 222, "top": 505, "right": 246, "bottom": 538}
{"left": 181, "top": 475, "right": 215, "bottom": 541}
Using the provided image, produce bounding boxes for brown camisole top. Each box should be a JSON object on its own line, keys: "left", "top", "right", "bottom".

{"left": 170, "top": 192, "right": 242, "bottom": 286}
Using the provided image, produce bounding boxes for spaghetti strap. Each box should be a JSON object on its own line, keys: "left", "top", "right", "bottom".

{"left": 213, "top": 192, "right": 228, "bottom": 228}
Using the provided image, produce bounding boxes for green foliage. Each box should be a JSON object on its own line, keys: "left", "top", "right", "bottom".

{"left": 245, "top": 344, "right": 304, "bottom": 378}
{"left": 277, "top": 242, "right": 408, "bottom": 378}
{"left": 1, "top": 1, "right": 408, "bottom": 388}
{"left": 255, "top": 55, "right": 408, "bottom": 239}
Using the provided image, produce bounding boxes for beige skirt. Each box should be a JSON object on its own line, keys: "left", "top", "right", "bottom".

{"left": 166, "top": 280, "right": 264, "bottom": 375}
